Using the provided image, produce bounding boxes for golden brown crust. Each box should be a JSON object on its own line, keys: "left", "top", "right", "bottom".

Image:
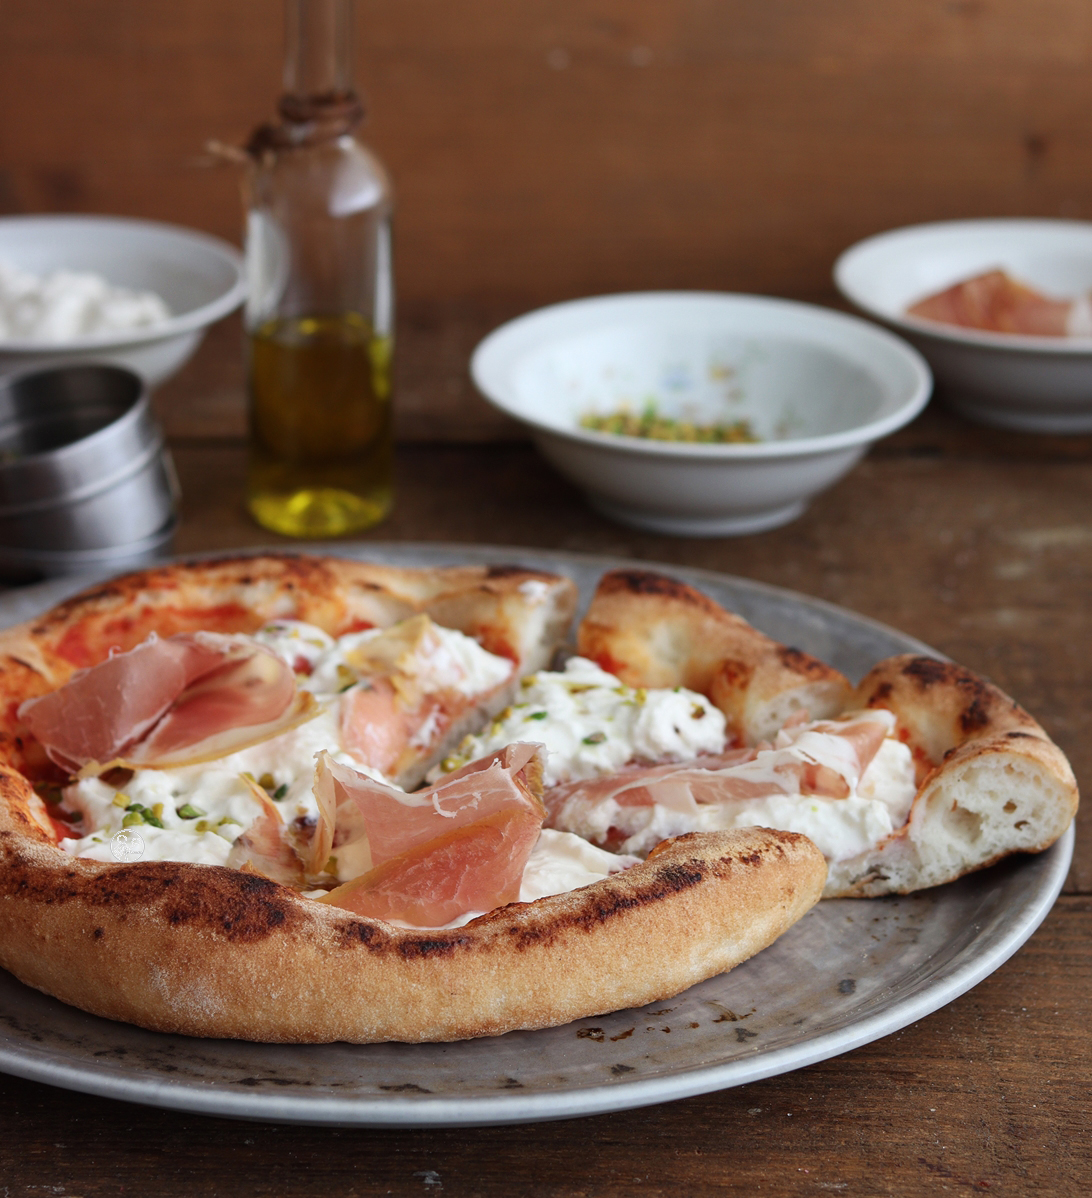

{"left": 577, "top": 569, "right": 852, "bottom": 743}
{"left": 826, "top": 655, "right": 1079, "bottom": 896}
{"left": 0, "top": 762, "right": 825, "bottom": 1042}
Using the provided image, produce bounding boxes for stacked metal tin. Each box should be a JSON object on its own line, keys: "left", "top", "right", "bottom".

{"left": 0, "top": 364, "right": 178, "bottom": 579}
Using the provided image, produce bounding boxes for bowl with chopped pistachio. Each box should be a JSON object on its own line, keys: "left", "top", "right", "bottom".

{"left": 472, "top": 292, "right": 931, "bottom": 535}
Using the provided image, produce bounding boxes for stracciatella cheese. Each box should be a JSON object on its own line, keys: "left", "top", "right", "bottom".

{"left": 0, "top": 260, "right": 171, "bottom": 342}
{"left": 254, "top": 619, "right": 513, "bottom": 699}
{"left": 59, "top": 618, "right": 512, "bottom": 867}
{"left": 549, "top": 710, "right": 918, "bottom": 861}
{"left": 437, "top": 656, "right": 728, "bottom": 787}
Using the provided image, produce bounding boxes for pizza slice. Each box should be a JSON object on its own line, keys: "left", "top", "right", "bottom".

{"left": 510, "top": 569, "right": 1077, "bottom": 897}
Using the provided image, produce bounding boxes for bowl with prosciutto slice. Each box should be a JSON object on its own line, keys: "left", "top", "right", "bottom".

{"left": 835, "top": 218, "right": 1092, "bottom": 432}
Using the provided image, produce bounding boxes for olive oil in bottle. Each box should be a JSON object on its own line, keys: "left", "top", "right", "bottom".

{"left": 247, "top": 314, "right": 393, "bottom": 536}
{"left": 243, "top": 0, "right": 394, "bottom": 538}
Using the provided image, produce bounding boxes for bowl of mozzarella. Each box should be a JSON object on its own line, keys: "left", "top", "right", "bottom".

{"left": 0, "top": 215, "right": 246, "bottom": 388}
{"left": 835, "top": 218, "right": 1092, "bottom": 433}
{"left": 471, "top": 292, "right": 931, "bottom": 536}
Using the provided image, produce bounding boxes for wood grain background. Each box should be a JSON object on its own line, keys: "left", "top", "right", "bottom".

{"left": 2, "top": 0, "right": 1090, "bottom": 303}
{"left": 2, "top": 0, "right": 1091, "bottom": 439}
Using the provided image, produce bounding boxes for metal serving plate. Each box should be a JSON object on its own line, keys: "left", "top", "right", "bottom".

{"left": 0, "top": 543, "right": 1073, "bottom": 1126}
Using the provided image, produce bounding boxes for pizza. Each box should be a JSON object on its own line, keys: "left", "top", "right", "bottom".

{"left": 444, "top": 569, "right": 1074, "bottom": 898}
{"left": 0, "top": 553, "right": 1072, "bottom": 1046}
{"left": 0, "top": 553, "right": 827, "bottom": 1044}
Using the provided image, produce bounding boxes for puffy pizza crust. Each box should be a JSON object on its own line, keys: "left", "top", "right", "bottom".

{"left": 0, "top": 765, "right": 825, "bottom": 1043}
{"left": 578, "top": 569, "right": 852, "bottom": 744}
{"left": 576, "top": 571, "right": 1078, "bottom": 897}
{"left": 825, "top": 655, "right": 1079, "bottom": 896}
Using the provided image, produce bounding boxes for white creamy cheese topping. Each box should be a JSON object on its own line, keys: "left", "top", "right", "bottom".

{"left": 255, "top": 619, "right": 512, "bottom": 699}
{"left": 0, "top": 259, "right": 171, "bottom": 342}
{"left": 59, "top": 705, "right": 388, "bottom": 865}
{"left": 60, "top": 618, "right": 514, "bottom": 868}
{"left": 437, "top": 656, "right": 728, "bottom": 787}
{"left": 550, "top": 713, "right": 918, "bottom": 862}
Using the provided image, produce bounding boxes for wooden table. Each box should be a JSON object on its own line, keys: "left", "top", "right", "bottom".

{"left": 2, "top": 331, "right": 1090, "bottom": 1195}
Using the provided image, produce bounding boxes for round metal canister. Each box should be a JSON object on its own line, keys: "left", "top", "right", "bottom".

{"left": 0, "top": 364, "right": 179, "bottom": 557}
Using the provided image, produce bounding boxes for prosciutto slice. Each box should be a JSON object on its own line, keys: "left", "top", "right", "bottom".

{"left": 338, "top": 614, "right": 515, "bottom": 779}
{"left": 19, "top": 632, "right": 311, "bottom": 774}
{"left": 226, "top": 775, "right": 306, "bottom": 888}
{"left": 906, "top": 270, "right": 1080, "bottom": 337}
{"left": 545, "top": 711, "right": 893, "bottom": 821}
{"left": 313, "top": 744, "right": 546, "bottom": 926}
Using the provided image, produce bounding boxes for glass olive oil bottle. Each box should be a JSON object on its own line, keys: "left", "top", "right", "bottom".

{"left": 244, "top": 0, "right": 393, "bottom": 537}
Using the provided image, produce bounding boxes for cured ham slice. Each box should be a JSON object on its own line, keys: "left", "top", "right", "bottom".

{"left": 546, "top": 711, "right": 893, "bottom": 825}
{"left": 338, "top": 615, "right": 515, "bottom": 783}
{"left": 313, "top": 744, "right": 546, "bottom": 925}
{"left": 19, "top": 632, "right": 311, "bottom": 775}
{"left": 226, "top": 774, "right": 306, "bottom": 888}
{"left": 339, "top": 679, "right": 422, "bottom": 778}
{"left": 906, "top": 270, "right": 1086, "bottom": 337}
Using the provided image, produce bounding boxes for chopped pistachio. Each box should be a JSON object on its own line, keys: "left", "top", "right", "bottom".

{"left": 112, "top": 792, "right": 131, "bottom": 808}
{"left": 121, "top": 811, "right": 145, "bottom": 828}
{"left": 151, "top": 802, "right": 165, "bottom": 820}
{"left": 579, "top": 405, "right": 757, "bottom": 444}
{"left": 582, "top": 731, "right": 607, "bottom": 745}
{"left": 217, "top": 816, "right": 241, "bottom": 828}
{"left": 194, "top": 820, "right": 211, "bottom": 834}
{"left": 258, "top": 772, "right": 276, "bottom": 791}
{"left": 691, "top": 703, "right": 707, "bottom": 720}
{"left": 273, "top": 783, "right": 289, "bottom": 801}
{"left": 324, "top": 855, "right": 338, "bottom": 873}
{"left": 526, "top": 711, "right": 548, "bottom": 721}
{"left": 176, "top": 803, "right": 204, "bottom": 820}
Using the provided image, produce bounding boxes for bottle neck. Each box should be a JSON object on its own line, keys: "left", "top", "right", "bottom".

{"left": 278, "top": 0, "right": 362, "bottom": 130}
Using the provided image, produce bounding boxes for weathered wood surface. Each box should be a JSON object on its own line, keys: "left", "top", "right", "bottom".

{"left": 2, "top": 0, "right": 1091, "bottom": 316}
{"left": 1, "top": 420, "right": 1089, "bottom": 1193}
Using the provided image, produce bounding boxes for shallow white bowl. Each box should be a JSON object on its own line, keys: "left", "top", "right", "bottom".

{"left": 0, "top": 215, "right": 246, "bottom": 388}
{"left": 834, "top": 218, "right": 1092, "bottom": 433}
{"left": 471, "top": 292, "right": 931, "bottom": 536}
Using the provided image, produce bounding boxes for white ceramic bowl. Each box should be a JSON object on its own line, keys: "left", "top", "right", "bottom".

{"left": 0, "top": 215, "right": 246, "bottom": 388}
{"left": 471, "top": 292, "right": 932, "bottom": 536}
{"left": 834, "top": 219, "right": 1092, "bottom": 433}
